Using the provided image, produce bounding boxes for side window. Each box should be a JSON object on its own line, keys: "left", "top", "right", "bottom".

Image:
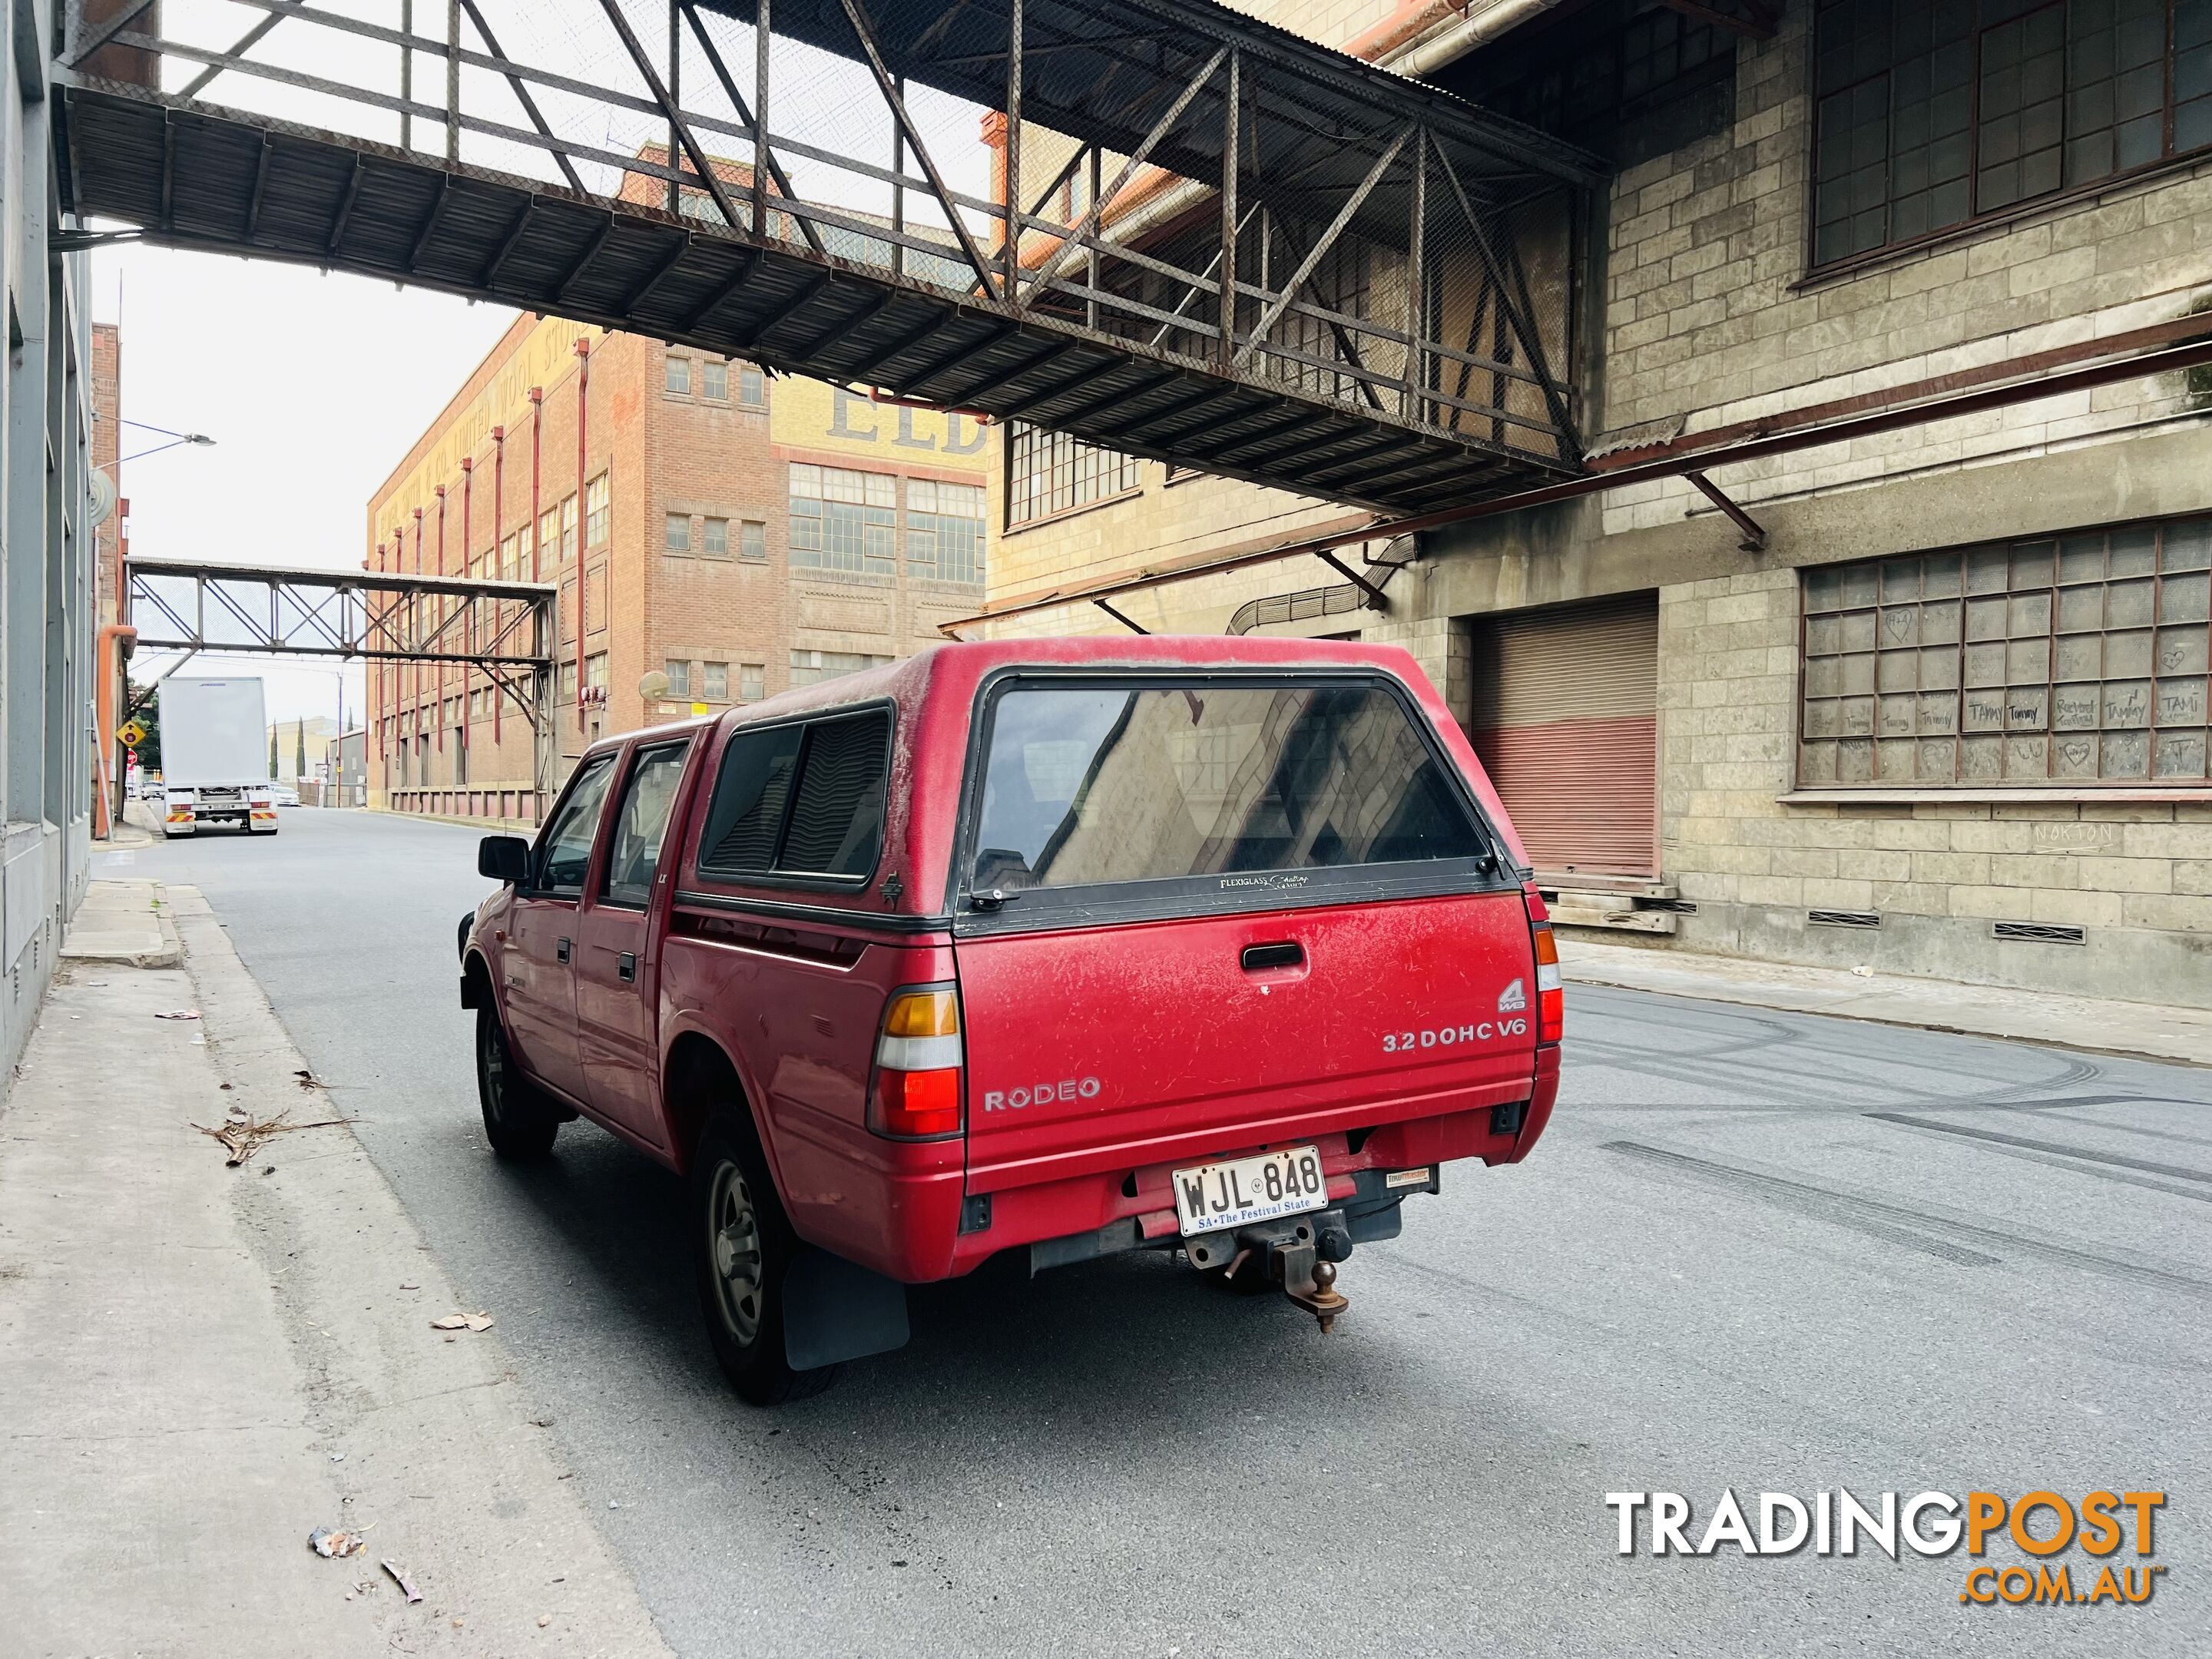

{"left": 697, "top": 726, "right": 803, "bottom": 876}
{"left": 601, "top": 742, "right": 693, "bottom": 907}
{"left": 695, "top": 710, "right": 890, "bottom": 882}
{"left": 534, "top": 754, "right": 617, "bottom": 896}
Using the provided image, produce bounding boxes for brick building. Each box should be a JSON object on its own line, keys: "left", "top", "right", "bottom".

{"left": 91, "top": 322, "right": 123, "bottom": 630}
{"left": 965, "top": 0, "right": 2212, "bottom": 1008}
{"left": 363, "top": 313, "right": 990, "bottom": 820}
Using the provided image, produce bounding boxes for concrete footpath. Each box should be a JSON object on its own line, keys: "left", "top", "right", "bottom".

{"left": 0, "top": 883, "right": 674, "bottom": 1657}
{"left": 1560, "top": 936, "right": 2212, "bottom": 1068}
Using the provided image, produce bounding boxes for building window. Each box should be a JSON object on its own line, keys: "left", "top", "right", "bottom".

{"left": 740, "top": 663, "right": 766, "bottom": 701}
{"left": 545, "top": 496, "right": 577, "bottom": 565}
{"left": 1440, "top": 0, "right": 1737, "bottom": 167}
{"left": 1007, "top": 422, "right": 1141, "bottom": 527}
{"left": 1811, "top": 0, "right": 2212, "bottom": 270}
{"left": 740, "top": 519, "right": 767, "bottom": 560}
{"left": 703, "top": 516, "right": 729, "bottom": 557}
{"left": 790, "top": 463, "right": 896, "bottom": 571}
{"left": 664, "top": 354, "right": 691, "bottom": 396}
{"left": 559, "top": 661, "right": 578, "bottom": 700}
{"left": 585, "top": 652, "right": 609, "bottom": 692}
{"left": 789, "top": 649, "right": 893, "bottom": 686}
{"left": 1799, "top": 515, "right": 2212, "bottom": 788}
{"left": 704, "top": 661, "right": 728, "bottom": 700}
{"left": 499, "top": 530, "right": 522, "bottom": 581}
{"left": 585, "top": 473, "right": 610, "bottom": 548}
{"left": 665, "top": 512, "right": 692, "bottom": 553}
{"left": 738, "top": 363, "right": 766, "bottom": 407}
{"left": 906, "top": 479, "right": 987, "bottom": 584}
{"left": 702, "top": 360, "right": 729, "bottom": 401}
{"left": 664, "top": 660, "right": 691, "bottom": 699}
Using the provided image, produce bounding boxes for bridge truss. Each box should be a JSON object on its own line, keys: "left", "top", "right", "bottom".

{"left": 57, "top": 0, "right": 1603, "bottom": 515}
{"left": 124, "top": 557, "right": 560, "bottom": 802}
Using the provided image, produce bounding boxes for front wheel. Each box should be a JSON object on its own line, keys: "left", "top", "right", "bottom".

{"left": 475, "top": 1003, "right": 559, "bottom": 1160}
{"left": 690, "top": 1110, "right": 838, "bottom": 1406}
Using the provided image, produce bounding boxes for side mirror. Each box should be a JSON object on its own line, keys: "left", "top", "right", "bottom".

{"left": 478, "top": 833, "right": 531, "bottom": 886}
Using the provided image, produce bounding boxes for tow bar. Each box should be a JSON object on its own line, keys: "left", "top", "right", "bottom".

{"left": 1190, "top": 1209, "right": 1354, "bottom": 1333}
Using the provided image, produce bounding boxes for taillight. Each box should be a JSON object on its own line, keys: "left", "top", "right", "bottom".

{"left": 869, "top": 985, "right": 963, "bottom": 1139}
{"left": 1532, "top": 923, "right": 1564, "bottom": 1044}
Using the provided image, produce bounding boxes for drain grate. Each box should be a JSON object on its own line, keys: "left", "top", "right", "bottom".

{"left": 1993, "top": 921, "right": 2086, "bottom": 945}
{"left": 1641, "top": 897, "right": 1698, "bottom": 914}
{"left": 1808, "top": 909, "right": 1880, "bottom": 929}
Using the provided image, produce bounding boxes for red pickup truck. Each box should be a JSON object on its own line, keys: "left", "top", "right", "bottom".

{"left": 461, "top": 638, "right": 1561, "bottom": 1403}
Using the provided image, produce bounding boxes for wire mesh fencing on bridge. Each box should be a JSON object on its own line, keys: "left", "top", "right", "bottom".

{"left": 62, "top": 0, "right": 1601, "bottom": 510}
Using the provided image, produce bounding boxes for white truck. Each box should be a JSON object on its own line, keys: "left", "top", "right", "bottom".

{"left": 158, "top": 677, "right": 278, "bottom": 838}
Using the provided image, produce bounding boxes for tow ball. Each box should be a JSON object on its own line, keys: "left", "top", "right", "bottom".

{"left": 1194, "top": 1210, "right": 1355, "bottom": 1333}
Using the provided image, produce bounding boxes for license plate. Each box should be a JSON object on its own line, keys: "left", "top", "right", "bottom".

{"left": 1171, "top": 1145, "right": 1328, "bottom": 1237}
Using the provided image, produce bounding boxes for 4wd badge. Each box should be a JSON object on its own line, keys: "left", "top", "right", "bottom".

{"left": 1496, "top": 978, "right": 1528, "bottom": 1013}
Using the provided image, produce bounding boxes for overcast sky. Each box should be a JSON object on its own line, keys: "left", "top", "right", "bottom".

{"left": 98, "top": 244, "right": 518, "bottom": 727}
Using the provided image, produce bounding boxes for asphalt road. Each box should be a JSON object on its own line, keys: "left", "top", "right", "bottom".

{"left": 101, "top": 810, "right": 2211, "bottom": 1657}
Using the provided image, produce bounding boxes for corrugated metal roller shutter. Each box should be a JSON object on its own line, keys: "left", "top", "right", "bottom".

{"left": 1467, "top": 593, "right": 1658, "bottom": 879}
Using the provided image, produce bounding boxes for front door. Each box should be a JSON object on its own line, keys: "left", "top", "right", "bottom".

{"left": 575, "top": 737, "right": 695, "bottom": 1148}
{"left": 502, "top": 752, "right": 618, "bottom": 1108}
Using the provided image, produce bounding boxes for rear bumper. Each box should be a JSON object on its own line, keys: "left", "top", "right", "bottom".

{"left": 796, "top": 1074, "right": 1558, "bottom": 1287}
{"left": 942, "top": 1098, "right": 1530, "bottom": 1280}
{"left": 1028, "top": 1164, "right": 1426, "bottom": 1274}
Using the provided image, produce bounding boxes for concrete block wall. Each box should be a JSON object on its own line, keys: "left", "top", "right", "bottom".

{"left": 1597, "top": 8, "right": 2212, "bottom": 539}
{"left": 986, "top": 455, "right": 1365, "bottom": 619}
{"left": 1656, "top": 567, "right": 2212, "bottom": 1007}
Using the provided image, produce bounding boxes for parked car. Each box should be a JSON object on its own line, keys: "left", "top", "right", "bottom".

{"left": 459, "top": 639, "right": 1562, "bottom": 1405}
{"left": 271, "top": 785, "right": 301, "bottom": 807}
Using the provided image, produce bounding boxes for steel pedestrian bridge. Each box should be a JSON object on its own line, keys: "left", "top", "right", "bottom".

{"left": 56, "top": 0, "right": 1603, "bottom": 515}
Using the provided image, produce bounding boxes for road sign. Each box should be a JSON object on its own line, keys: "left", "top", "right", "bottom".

{"left": 117, "top": 719, "right": 147, "bottom": 747}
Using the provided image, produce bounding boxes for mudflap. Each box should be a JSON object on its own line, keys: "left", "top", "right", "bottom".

{"left": 783, "top": 1245, "right": 910, "bottom": 1371}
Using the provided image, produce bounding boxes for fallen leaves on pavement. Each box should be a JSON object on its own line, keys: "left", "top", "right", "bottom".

{"left": 190, "top": 1106, "right": 348, "bottom": 1167}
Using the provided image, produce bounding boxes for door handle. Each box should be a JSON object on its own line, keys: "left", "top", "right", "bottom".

{"left": 1240, "top": 940, "right": 1304, "bottom": 972}
{"left": 557, "top": 937, "right": 571, "bottom": 964}
{"left": 618, "top": 951, "right": 637, "bottom": 983}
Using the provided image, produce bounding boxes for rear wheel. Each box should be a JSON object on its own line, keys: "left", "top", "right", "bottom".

{"left": 690, "top": 1108, "right": 838, "bottom": 1406}
{"left": 475, "top": 1003, "right": 559, "bottom": 1160}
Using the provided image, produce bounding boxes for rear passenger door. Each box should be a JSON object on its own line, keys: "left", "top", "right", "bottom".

{"left": 684, "top": 707, "right": 896, "bottom": 1197}
{"left": 503, "top": 752, "right": 618, "bottom": 1108}
{"left": 575, "top": 737, "right": 694, "bottom": 1148}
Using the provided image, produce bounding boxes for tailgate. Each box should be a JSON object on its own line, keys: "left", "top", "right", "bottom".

{"left": 949, "top": 671, "right": 1536, "bottom": 1190}
{"left": 957, "top": 890, "right": 1537, "bottom": 1182}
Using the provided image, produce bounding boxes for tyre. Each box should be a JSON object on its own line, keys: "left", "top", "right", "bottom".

{"left": 475, "top": 1003, "right": 559, "bottom": 1160}
{"left": 690, "top": 1108, "right": 838, "bottom": 1406}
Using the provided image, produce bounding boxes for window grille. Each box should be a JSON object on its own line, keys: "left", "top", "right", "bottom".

{"left": 906, "top": 479, "right": 987, "bottom": 583}
{"left": 1006, "top": 423, "right": 1139, "bottom": 526}
{"left": 1800, "top": 515, "right": 2212, "bottom": 786}
{"left": 1812, "top": 0, "right": 2212, "bottom": 268}
{"left": 790, "top": 463, "right": 896, "bottom": 571}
